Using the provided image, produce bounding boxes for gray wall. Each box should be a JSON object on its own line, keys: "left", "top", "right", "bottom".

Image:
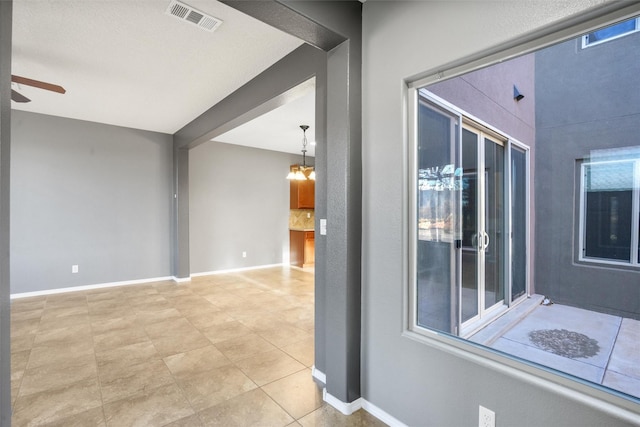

{"left": 428, "top": 53, "right": 536, "bottom": 145}
{"left": 535, "top": 31, "right": 640, "bottom": 319}
{"left": 362, "top": 1, "right": 638, "bottom": 426}
{"left": 188, "top": 140, "right": 303, "bottom": 273}
{"left": 11, "top": 111, "right": 173, "bottom": 294}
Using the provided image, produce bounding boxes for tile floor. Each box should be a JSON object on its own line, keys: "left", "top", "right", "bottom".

{"left": 490, "top": 303, "right": 640, "bottom": 399}
{"left": 10, "top": 266, "right": 386, "bottom": 427}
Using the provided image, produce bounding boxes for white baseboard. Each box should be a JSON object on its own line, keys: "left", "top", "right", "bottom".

{"left": 311, "top": 366, "right": 326, "bottom": 384}
{"left": 322, "top": 389, "right": 408, "bottom": 427}
{"left": 322, "top": 389, "right": 363, "bottom": 415}
{"left": 10, "top": 276, "right": 174, "bottom": 299}
{"left": 11, "top": 265, "right": 289, "bottom": 298}
{"left": 190, "top": 263, "right": 283, "bottom": 277}
{"left": 361, "top": 399, "right": 409, "bottom": 427}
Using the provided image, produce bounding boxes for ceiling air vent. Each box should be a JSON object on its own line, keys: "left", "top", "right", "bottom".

{"left": 165, "top": 0, "right": 223, "bottom": 32}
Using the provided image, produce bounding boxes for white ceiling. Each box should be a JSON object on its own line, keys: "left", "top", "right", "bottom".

{"left": 11, "top": 0, "right": 314, "bottom": 154}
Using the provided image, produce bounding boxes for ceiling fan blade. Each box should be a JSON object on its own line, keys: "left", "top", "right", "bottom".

{"left": 11, "top": 74, "right": 66, "bottom": 94}
{"left": 11, "top": 89, "right": 31, "bottom": 103}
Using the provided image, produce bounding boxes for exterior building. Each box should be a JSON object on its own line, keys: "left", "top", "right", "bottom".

{"left": 535, "top": 23, "right": 640, "bottom": 319}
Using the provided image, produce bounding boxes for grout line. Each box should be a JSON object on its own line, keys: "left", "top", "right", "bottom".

{"left": 600, "top": 316, "right": 624, "bottom": 385}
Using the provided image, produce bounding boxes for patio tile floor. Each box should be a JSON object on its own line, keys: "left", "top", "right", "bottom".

{"left": 486, "top": 301, "right": 640, "bottom": 399}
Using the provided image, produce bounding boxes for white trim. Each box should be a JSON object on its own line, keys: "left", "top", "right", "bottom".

{"left": 190, "top": 263, "right": 283, "bottom": 277}
{"left": 321, "top": 389, "right": 409, "bottom": 427}
{"left": 172, "top": 276, "right": 192, "bottom": 283}
{"left": 361, "top": 400, "right": 410, "bottom": 427}
{"left": 322, "top": 389, "right": 363, "bottom": 416}
{"left": 10, "top": 276, "right": 174, "bottom": 299}
{"left": 311, "top": 366, "right": 326, "bottom": 384}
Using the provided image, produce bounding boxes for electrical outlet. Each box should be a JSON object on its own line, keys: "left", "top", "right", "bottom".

{"left": 71, "top": 265, "right": 79, "bottom": 274}
{"left": 479, "top": 405, "right": 495, "bottom": 427}
{"left": 242, "top": 251, "right": 247, "bottom": 258}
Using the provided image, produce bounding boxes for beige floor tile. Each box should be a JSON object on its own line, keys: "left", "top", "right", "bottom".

{"left": 96, "top": 340, "right": 160, "bottom": 372}
{"left": 85, "top": 289, "right": 126, "bottom": 302}
{"left": 93, "top": 326, "right": 149, "bottom": 353}
{"left": 167, "top": 294, "right": 214, "bottom": 311}
{"left": 38, "top": 312, "right": 90, "bottom": 332}
{"left": 33, "top": 323, "right": 93, "bottom": 347}
{"left": 204, "top": 294, "right": 253, "bottom": 310}
{"left": 214, "top": 333, "right": 278, "bottom": 361}
{"left": 146, "top": 318, "right": 211, "bottom": 357}
{"left": 87, "top": 299, "right": 129, "bottom": 316}
{"left": 259, "top": 324, "right": 313, "bottom": 348}
{"left": 202, "top": 320, "right": 254, "bottom": 344}
{"left": 10, "top": 308, "right": 43, "bottom": 323}
{"left": 19, "top": 353, "right": 97, "bottom": 397}
{"left": 41, "top": 305, "right": 89, "bottom": 321}
{"left": 135, "top": 307, "right": 183, "bottom": 325}
{"left": 12, "top": 378, "right": 102, "bottom": 427}
{"left": 234, "top": 348, "right": 306, "bottom": 386}
{"left": 103, "top": 382, "right": 194, "bottom": 427}
{"left": 91, "top": 314, "right": 139, "bottom": 335}
{"left": 28, "top": 344, "right": 94, "bottom": 370}
{"left": 186, "top": 310, "right": 235, "bottom": 330}
{"left": 89, "top": 305, "right": 137, "bottom": 321}
{"left": 175, "top": 364, "right": 257, "bottom": 412}
{"left": 298, "top": 406, "right": 388, "bottom": 427}
{"left": 10, "top": 268, "right": 322, "bottom": 427}
{"left": 11, "top": 350, "right": 30, "bottom": 381}
{"left": 41, "top": 406, "right": 106, "bottom": 427}
{"left": 163, "top": 345, "right": 231, "bottom": 379}
{"left": 164, "top": 413, "right": 205, "bottom": 427}
{"left": 237, "top": 313, "right": 287, "bottom": 332}
{"left": 44, "top": 294, "right": 87, "bottom": 309}
{"left": 10, "top": 319, "right": 40, "bottom": 339}
{"left": 144, "top": 317, "right": 197, "bottom": 339}
{"left": 10, "top": 297, "right": 46, "bottom": 313}
{"left": 99, "top": 359, "right": 176, "bottom": 404}
{"left": 10, "top": 334, "right": 35, "bottom": 355}
{"left": 281, "top": 336, "right": 315, "bottom": 367}
{"left": 127, "top": 294, "right": 170, "bottom": 308}
{"left": 197, "top": 388, "right": 294, "bottom": 427}
{"left": 262, "top": 369, "right": 324, "bottom": 419}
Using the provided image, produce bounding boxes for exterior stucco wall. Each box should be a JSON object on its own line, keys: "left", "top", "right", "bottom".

{"left": 535, "top": 31, "right": 640, "bottom": 319}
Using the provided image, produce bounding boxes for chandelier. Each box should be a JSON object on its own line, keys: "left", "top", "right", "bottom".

{"left": 286, "top": 125, "right": 315, "bottom": 180}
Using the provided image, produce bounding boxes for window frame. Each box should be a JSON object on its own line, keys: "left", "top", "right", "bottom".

{"left": 581, "top": 17, "right": 640, "bottom": 48}
{"left": 578, "top": 158, "right": 640, "bottom": 267}
{"left": 402, "top": 4, "right": 640, "bottom": 420}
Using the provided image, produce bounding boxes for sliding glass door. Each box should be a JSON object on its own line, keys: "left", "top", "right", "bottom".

{"left": 460, "top": 125, "right": 505, "bottom": 332}
{"left": 412, "top": 91, "right": 529, "bottom": 337}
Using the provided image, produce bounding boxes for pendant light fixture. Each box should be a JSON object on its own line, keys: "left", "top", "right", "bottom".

{"left": 286, "top": 125, "right": 315, "bottom": 180}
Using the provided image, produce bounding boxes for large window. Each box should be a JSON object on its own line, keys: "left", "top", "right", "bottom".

{"left": 580, "top": 159, "right": 640, "bottom": 265}
{"left": 408, "top": 13, "right": 640, "bottom": 402}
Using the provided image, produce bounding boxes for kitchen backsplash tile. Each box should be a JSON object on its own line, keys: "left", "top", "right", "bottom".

{"left": 289, "top": 209, "right": 315, "bottom": 230}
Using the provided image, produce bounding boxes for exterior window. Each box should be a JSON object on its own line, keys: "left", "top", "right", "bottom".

{"left": 580, "top": 160, "right": 640, "bottom": 265}
{"left": 582, "top": 17, "right": 640, "bottom": 47}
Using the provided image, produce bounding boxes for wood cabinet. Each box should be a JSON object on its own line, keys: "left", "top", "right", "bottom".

{"left": 290, "top": 179, "right": 315, "bottom": 209}
{"left": 290, "top": 230, "right": 315, "bottom": 267}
